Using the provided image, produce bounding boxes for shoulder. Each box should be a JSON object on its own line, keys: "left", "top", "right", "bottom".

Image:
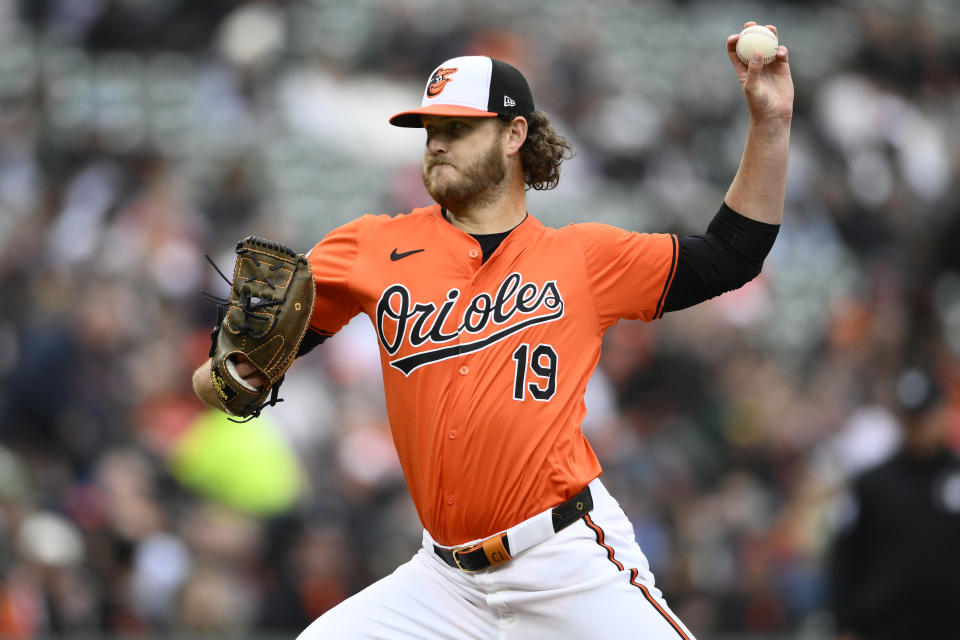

{"left": 381, "top": 204, "right": 442, "bottom": 225}
{"left": 323, "top": 204, "right": 441, "bottom": 238}
{"left": 553, "top": 222, "right": 617, "bottom": 245}
{"left": 558, "top": 222, "right": 667, "bottom": 241}
{"left": 558, "top": 222, "right": 614, "bottom": 236}
{"left": 558, "top": 222, "right": 676, "bottom": 255}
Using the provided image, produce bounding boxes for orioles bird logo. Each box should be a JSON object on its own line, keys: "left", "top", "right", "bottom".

{"left": 426, "top": 67, "right": 458, "bottom": 97}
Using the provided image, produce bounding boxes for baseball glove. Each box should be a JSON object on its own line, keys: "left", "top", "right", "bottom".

{"left": 206, "top": 236, "right": 315, "bottom": 420}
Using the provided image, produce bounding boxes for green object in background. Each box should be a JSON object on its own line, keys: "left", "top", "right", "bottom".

{"left": 171, "top": 409, "right": 302, "bottom": 516}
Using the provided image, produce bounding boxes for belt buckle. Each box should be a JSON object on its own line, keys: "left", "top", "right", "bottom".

{"left": 451, "top": 543, "right": 481, "bottom": 572}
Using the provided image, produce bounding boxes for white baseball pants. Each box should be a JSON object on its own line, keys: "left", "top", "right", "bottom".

{"left": 297, "top": 478, "right": 696, "bottom": 639}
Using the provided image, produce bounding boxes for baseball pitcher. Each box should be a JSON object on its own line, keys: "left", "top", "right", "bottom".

{"left": 193, "top": 22, "right": 793, "bottom": 639}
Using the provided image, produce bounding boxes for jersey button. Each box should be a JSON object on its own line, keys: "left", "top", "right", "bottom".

{"left": 468, "top": 249, "right": 479, "bottom": 259}
{"left": 448, "top": 430, "right": 456, "bottom": 439}
{"left": 446, "top": 495, "right": 455, "bottom": 505}
{"left": 459, "top": 366, "right": 469, "bottom": 375}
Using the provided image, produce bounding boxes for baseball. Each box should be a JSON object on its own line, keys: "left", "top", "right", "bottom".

{"left": 736, "top": 25, "right": 778, "bottom": 65}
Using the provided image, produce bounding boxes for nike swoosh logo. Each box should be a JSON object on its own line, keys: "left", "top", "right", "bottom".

{"left": 391, "top": 248, "right": 425, "bottom": 261}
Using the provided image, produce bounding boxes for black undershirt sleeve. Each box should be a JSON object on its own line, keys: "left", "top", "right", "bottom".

{"left": 662, "top": 203, "right": 780, "bottom": 313}
{"left": 296, "top": 328, "right": 329, "bottom": 357}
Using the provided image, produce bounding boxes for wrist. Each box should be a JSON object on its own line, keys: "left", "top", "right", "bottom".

{"left": 749, "top": 113, "right": 792, "bottom": 133}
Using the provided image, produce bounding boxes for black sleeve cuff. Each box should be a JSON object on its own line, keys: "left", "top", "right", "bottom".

{"left": 706, "top": 202, "right": 780, "bottom": 268}
{"left": 296, "top": 328, "right": 329, "bottom": 357}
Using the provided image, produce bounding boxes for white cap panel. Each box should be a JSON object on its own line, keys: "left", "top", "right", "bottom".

{"left": 420, "top": 56, "right": 492, "bottom": 110}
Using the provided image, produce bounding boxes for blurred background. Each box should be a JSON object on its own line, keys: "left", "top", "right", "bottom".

{"left": 0, "top": 0, "right": 958, "bottom": 638}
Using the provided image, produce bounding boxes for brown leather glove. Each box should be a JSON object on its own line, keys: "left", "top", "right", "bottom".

{"left": 207, "top": 236, "right": 315, "bottom": 419}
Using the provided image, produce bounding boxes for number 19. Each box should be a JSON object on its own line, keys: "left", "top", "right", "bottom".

{"left": 512, "top": 343, "right": 558, "bottom": 401}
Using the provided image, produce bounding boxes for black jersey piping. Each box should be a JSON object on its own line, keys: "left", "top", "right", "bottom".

{"left": 653, "top": 234, "right": 679, "bottom": 319}
{"left": 582, "top": 514, "right": 691, "bottom": 640}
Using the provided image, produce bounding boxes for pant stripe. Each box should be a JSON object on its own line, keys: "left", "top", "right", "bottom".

{"left": 583, "top": 514, "right": 691, "bottom": 640}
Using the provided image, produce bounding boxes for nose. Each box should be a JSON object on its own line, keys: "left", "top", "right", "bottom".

{"left": 426, "top": 132, "right": 449, "bottom": 155}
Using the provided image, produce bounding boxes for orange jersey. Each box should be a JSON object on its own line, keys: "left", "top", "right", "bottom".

{"left": 308, "top": 204, "right": 677, "bottom": 545}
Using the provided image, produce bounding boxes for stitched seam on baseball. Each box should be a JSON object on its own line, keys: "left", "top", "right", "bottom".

{"left": 744, "top": 26, "right": 776, "bottom": 39}
{"left": 736, "top": 27, "right": 778, "bottom": 64}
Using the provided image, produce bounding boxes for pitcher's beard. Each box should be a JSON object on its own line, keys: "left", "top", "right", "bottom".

{"left": 423, "top": 139, "right": 507, "bottom": 213}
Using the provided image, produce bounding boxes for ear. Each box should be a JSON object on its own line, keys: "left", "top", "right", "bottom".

{"left": 503, "top": 116, "right": 528, "bottom": 156}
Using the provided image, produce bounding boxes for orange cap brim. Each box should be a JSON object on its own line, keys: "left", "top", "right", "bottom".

{"left": 389, "top": 104, "right": 498, "bottom": 128}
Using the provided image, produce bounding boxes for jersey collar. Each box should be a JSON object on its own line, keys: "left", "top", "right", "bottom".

{"left": 432, "top": 205, "right": 541, "bottom": 239}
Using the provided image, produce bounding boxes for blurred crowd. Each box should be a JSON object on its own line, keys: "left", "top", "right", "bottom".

{"left": 1, "top": 0, "right": 959, "bottom": 637}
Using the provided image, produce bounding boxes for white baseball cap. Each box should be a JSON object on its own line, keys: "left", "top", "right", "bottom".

{"left": 390, "top": 56, "right": 535, "bottom": 128}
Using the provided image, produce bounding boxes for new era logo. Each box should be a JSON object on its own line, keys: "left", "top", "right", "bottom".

{"left": 504, "top": 95, "right": 516, "bottom": 108}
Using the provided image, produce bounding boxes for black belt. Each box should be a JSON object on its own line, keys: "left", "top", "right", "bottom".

{"left": 433, "top": 485, "right": 594, "bottom": 572}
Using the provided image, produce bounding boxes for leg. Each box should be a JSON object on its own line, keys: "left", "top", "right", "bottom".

{"left": 297, "top": 547, "right": 500, "bottom": 640}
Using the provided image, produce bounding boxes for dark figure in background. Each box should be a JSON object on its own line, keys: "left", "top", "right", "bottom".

{"left": 829, "top": 368, "right": 960, "bottom": 640}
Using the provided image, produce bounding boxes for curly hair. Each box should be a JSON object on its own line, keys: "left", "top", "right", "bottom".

{"left": 499, "top": 111, "right": 575, "bottom": 191}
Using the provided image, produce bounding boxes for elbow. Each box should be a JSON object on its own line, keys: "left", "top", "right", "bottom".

{"left": 723, "top": 259, "right": 764, "bottom": 293}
